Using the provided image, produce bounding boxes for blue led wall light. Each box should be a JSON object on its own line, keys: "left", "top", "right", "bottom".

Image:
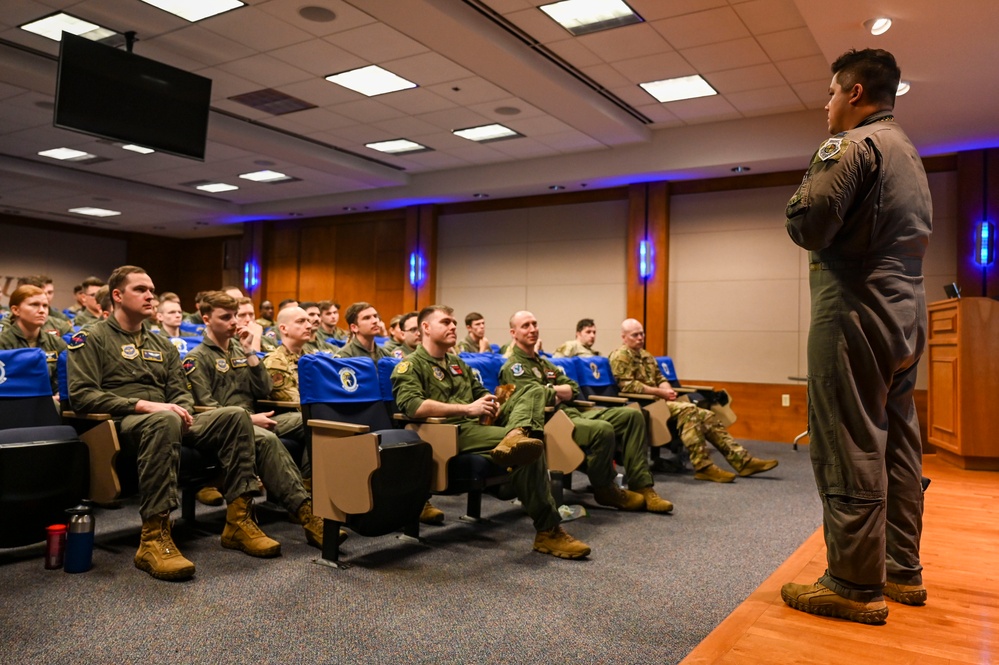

{"left": 409, "top": 252, "right": 426, "bottom": 286}
{"left": 243, "top": 260, "right": 260, "bottom": 292}
{"left": 638, "top": 240, "right": 654, "bottom": 280}
{"left": 975, "top": 221, "right": 995, "bottom": 266}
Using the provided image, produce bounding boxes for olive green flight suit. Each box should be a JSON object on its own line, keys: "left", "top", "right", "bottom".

{"left": 67, "top": 317, "right": 261, "bottom": 521}
{"left": 334, "top": 338, "right": 390, "bottom": 361}
{"left": 186, "top": 336, "right": 308, "bottom": 513}
{"left": 392, "top": 346, "right": 560, "bottom": 532}
{"left": 0, "top": 321, "right": 67, "bottom": 394}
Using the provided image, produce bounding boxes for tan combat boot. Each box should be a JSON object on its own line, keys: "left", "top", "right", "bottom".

{"left": 694, "top": 463, "right": 737, "bottom": 483}
{"left": 195, "top": 485, "right": 223, "bottom": 506}
{"left": 737, "top": 457, "right": 779, "bottom": 477}
{"left": 533, "top": 525, "right": 591, "bottom": 559}
{"left": 134, "top": 512, "right": 196, "bottom": 581}
{"left": 636, "top": 486, "right": 674, "bottom": 513}
{"left": 884, "top": 582, "right": 927, "bottom": 605}
{"left": 420, "top": 500, "right": 445, "bottom": 525}
{"left": 221, "top": 494, "right": 281, "bottom": 557}
{"left": 781, "top": 581, "right": 888, "bottom": 624}
{"left": 489, "top": 427, "right": 544, "bottom": 467}
{"left": 296, "top": 499, "right": 348, "bottom": 548}
{"left": 592, "top": 484, "right": 645, "bottom": 511}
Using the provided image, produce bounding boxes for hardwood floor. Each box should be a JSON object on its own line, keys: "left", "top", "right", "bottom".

{"left": 681, "top": 454, "right": 999, "bottom": 665}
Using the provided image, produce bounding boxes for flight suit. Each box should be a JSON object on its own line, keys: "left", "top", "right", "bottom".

{"left": 609, "top": 345, "right": 750, "bottom": 471}
{"left": 501, "top": 346, "right": 654, "bottom": 491}
{"left": 391, "top": 346, "right": 560, "bottom": 532}
{"left": 786, "top": 111, "right": 931, "bottom": 601}
{"left": 456, "top": 335, "right": 492, "bottom": 354}
{"left": 0, "top": 321, "right": 67, "bottom": 394}
{"left": 303, "top": 337, "right": 340, "bottom": 355}
{"left": 334, "top": 338, "right": 390, "bottom": 361}
{"left": 66, "top": 317, "right": 260, "bottom": 521}
{"left": 185, "top": 336, "right": 308, "bottom": 513}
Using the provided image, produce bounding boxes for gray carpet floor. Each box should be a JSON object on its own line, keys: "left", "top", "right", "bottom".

{"left": 0, "top": 441, "right": 820, "bottom": 665}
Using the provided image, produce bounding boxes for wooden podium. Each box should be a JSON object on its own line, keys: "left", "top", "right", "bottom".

{"left": 927, "top": 297, "right": 999, "bottom": 469}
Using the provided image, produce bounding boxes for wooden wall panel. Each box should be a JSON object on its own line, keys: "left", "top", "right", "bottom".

{"left": 128, "top": 234, "right": 229, "bottom": 308}
{"left": 298, "top": 225, "right": 337, "bottom": 301}
{"left": 263, "top": 221, "right": 301, "bottom": 306}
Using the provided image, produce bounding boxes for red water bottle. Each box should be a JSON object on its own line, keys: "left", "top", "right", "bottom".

{"left": 45, "top": 524, "right": 67, "bottom": 569}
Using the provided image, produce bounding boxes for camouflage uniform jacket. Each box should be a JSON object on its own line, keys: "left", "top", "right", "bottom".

{"left": 334, "top": 338, "right": 390, "bottom": 361}
{"left": 67, "top": 316, "right": 193, "bottom": 416}
{"left": 391, "top": 345, "right": 486, "bottom": 424}
{"left": 185, "top": 335, "right": 271, "bottom": 413}
{"left": 608, "top": 344, "right": 667, "bottom": 395}
{"left": 0, "top": 320, "right": 68, "bottom": 393}
{"left": 552, "top": 340, "right": 598, "bottom": 358}
{"left": 263, "top": 344, "right": 301, "bottom": 402}
{"left": 499, "top": 345, "right": 577, "bottom": 408}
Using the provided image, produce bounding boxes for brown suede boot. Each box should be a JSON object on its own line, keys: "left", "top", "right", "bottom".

{"left": 781, "top": 581, "right": 888, "bottom": 624}
{"left": 419, "top": 500, "right": 445, "bottom": 525}
{"left": 592, "top": 484, "right": 645, "bottom": 511}
{"left": 134, "top": 512, "right": 196, "bottom": 581}
{"left": 533, "top": 525, "right": 591, "bottom": 559}
{"left": 737, "top": 457, "right": 779, "bottom": 477}
{"left": 221, "top": 494, "right": 281, "bottom": 557}
{"left": 195, "top": 486, "right": 223, "bottom": 506}
{"left": 694, "top": 463, "right": 737, "bottom": 483}
{"left": 296, "top": 500, "right": 348, "bottom": 547}
{"left": 884, "top": 582, "right": 927, "bottom": 605}
{"left": 489, "top": 427, "right": 544, "bottom": 467}
{"left": 636, "top": 486, "right": 674, "bottom": 513}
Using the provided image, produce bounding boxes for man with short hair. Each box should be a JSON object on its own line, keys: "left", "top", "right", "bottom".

{"left": 391, "top": 311, "right": 420, "bottom": 358}
{"left": 317, "top": 300, "right": 347, "bottom": 342}
{"left": 554, "top": 318, "right": 600, "bottom": 358}
{"left": 456, "top": 312, "right": 493, "bottom": 354}
{"left": 38, "top": 275, "right": 74, "bottom": 335}
{"left": 72, "top": 276, "right": 105, "bottom": 327}
{"left": 609, "top": 318, "right": 777, "bottom": 483}
{"left": 68, "top": 284, "right": 87, "bottom": 315}
{"left": 67, "top": 266, "right": 282, "bottom": 581}
{"left": 300, "top": 301, "right": 340, "bottom": 355}
{"left": 502, "top": 311, "right": 673, "bottom": 513}
{"left": 263, "top": 306, "right": 311, "bottom": 404}
{"left": 382, "top": 314, "right": 405, "bottom": 353}
{"left": 780, "top": 48, "right": 932, "bottom": 624}
{"left": 235, "top": 297, "right": 276, "bottom": 353}
{"left": 334, "top": 302, "right": 389, "bottom": 361}
{"left": 256, "top": 300, "right": 275, "bottom": 330}
{"left": 185, "top": 291, "right": 323, "bottom": 549}
{"left": 185, "top": 291, "right": 209, "bottom": 324}
{"left": 391, "top": 305, "right": 590, "bottom": 559}
{"left": 152, "top": 299, "right": 193, "bottom": 338}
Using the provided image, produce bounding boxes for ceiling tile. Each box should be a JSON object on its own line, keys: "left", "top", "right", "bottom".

{"left": 545, "top": 38, "right": 604, "bottom": 68}
{"left": 481, "top": 0, "right": 536, "bottom": 13}
{"left": 261, "top": 108, "right": 357, "bottom": 134}
{"left": 756, "top": 27, "right": 821, "bottom": 62}
{"left": 791, "top": 80, "right": 830, "bottom": 110}
{"left": 382, "top": 52, "right": 474, "bottom": 87}
{"left": 216, "top": 54, "right": 314, "bottom": 88}
{"left": 663, "top": 95, "right": 741, "bottom": 123}
{"left": 611, "top": 51, "right": 693, "bottom": 84}
{"left": 485, "top": 137, "right": 554, "bottom": 159}
{"left": 705, "top": 63, "right": 785, "bottom": 94}
{"left": 257, "top": 0, "right": 378, "bottom": 37}
{"left": 415, "top": 108, "right": 494, "bottom": 132}
{"left": 626, "top": 0, "right": 729, "bottom": 21}
{"left": 269, "top": 40, "right": 368, "bottom": 77}
{"left": 467, "top": 97, "right": 547, "bottom": 121}
{"left": 330, "top": 99, "right": 406, "bottom": 123}
{"left": 325, "top": 22, "right": 428, "bottom": 63}
{"left": 576, "top": 23, "right": 671, "bottom": 62}
{"left": 152, "top": 25, "right": 256, "bottom": 67}
{"left": 776, "top": 55, "right": 831, "bottom": 84}
{"left": 725, "top": 85, "right": 804, "bottom": 117}
{"left": 281, "top": 78, "right": 358, "bottom": 107}
{"left": 680, "top": 37, "right": 770, "bottom": 72}
{"left": 732, "top": 0, "right": 806, "bottom": 34}
{"left": 634, "top": 103, "right": 684, "bottom": 127}
{"left": 504, "top": 7, "right": 573, "bottom": 43}
{"left": 609, "top": 84, "right": 659, "bottom": 107}
{"left": 533, "top": 130, "right": 606, "bottom": 152}
{"left": 193, "top": 67, "right": 260, "bottom": 102}
{"left": 377, "top": 88, "right": 456, "bottom": 114}
{"left": 650, "top": 7, "right": 750, "bottom": 50}
{"left": 504, "top": 115, "right": 574, "bottom": 136}
{"left": 201, "top": 6, "right": 314, "bottom": 51}
{"left": 581, "top": 64, "right": 633, "bottom": 89}
{"left": 425, "top": 77, "right": 512, "bottom": 106}
{"left": 371, "top": 115, "right": 445, "bottom": 138}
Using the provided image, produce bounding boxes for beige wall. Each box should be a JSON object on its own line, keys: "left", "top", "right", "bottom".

{"left": 0, "top": 221, "right": 127, "bottom": 311}
{"left": 437, "top": 200, "right": 628, "bottom": 351}
{"left": 668, "top": 172, "right": 957, "bottom": 388}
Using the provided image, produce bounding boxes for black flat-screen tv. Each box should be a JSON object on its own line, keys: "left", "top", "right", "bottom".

{"left": 54, "top": 32, "right": 212, "bottom": 160}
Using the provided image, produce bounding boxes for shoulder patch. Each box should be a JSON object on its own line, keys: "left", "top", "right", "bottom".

{"left": 817, "top": 137, "right": 851, "bottom": 162}
{"left": 396, "top": 361, "right": 410, "bottom": 374}
{"left": 511, "top": 363, "right": 524, "bottom": 377}
{"left": 67, "top": 330, "right": 89, "bottom": 350}
{"left": 183, "top": 357, "right": 197, "bottom": 375}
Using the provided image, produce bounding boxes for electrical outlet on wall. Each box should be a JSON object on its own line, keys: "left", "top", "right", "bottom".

{"left": 781, "top": 394, "right": 790, "bottom": 407}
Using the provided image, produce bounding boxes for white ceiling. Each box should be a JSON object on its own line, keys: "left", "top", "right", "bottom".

{"left": 0, "top": 0, "right": 996, "bottom": 238}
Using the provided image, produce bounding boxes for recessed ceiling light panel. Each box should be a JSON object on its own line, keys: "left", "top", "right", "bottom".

{"left": 452, "top": 124, "right": 521, "bottom": 143}
{"left": 863, "top": 17, "right": 892, "bottom": 35}
{"left": 20, "top": 13, "right": 116, "bottom": 42}
{"left": 640, "top": 75, "right": 717, "bottom": 103}
{"left": 196, "top": 183, "right": 239, "bottom": 193}
{"left": 365, "top": 139, "right": 430, "bottom": 154}
{"left": 140, "top": 0, "right": 245, "bottom": 23}
{"left": 540, "top": 0, "right": 642, "bottom": 36}
{"left": 325, "top": 65, "right": 417, "bottom": 97}
{"left": 38, "top": 147, "right": 96, "bottom": 161}
{"left": 69, "top": 206, "right": 120, "bottom": 217}
{"left": 239, "top": 170, "right": 292, "bottom": 183}
{"left": 122, "top": 144, "right": 155, "bottom": 154}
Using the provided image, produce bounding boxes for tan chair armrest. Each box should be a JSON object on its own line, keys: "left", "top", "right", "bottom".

{"left": 258, "top": 399, "right": 300, "bottom": 409}
{"left": 672, "top": 386, "right": 698, "bottom": 394}
{"left": 544, "top": 410, "right": 584, "bottom": 474}
{"left": 587, "top": 395, "right": 630, "bottom": 405}
{"left": 618, "top": 392, "right": 656, "bottom": 402}
{"left": 77, "top": 420, "right": 121, "bottom": 503}
{"left": 62, "top": 411, "right": 112, "bottom": 421}
{"left": 393, "top": 413, "right": 447, "bottom": 424}
{"left": 682, "top": 384, "right": 715, "bottom": 392}
{"left": 311, "top": 430, "right": 379, "bottom": 522}
{"left": 307, "top": 419, "right": 370, "bottom": 435}
{"left": 405, "top": 422, "right": 459, "bottom": 492}
{"left": 568, "top": 400, "right": 595, "bottom": 408}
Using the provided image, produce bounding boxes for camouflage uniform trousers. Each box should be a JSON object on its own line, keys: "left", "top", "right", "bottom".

{"left": 668, "top": 401, "right": 749, "bottom": 472}
{"left": 253, "top": 410, "right": 309, "bottom": 513}
{"left": 119, "top": 406, "right": 261, "bottom": 521}
{"left": 453, "top": 382, "right": 560, "bottom": 532}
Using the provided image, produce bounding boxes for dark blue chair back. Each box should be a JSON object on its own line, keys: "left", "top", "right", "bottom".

{"left": 574, "top": 356, "right": 616, "bottom": 389}
{"left": 179, "top": 321, "right": 205, "bottom": 335}
{"left": 549, "top": 356, "right": 580, "bottom": 384}
{"left": 0, "top": 348, "right": 51, "bottom": 401}
{"left": 656, "top": 356, "right": 679, "bottom": 384}
{"left": 327, "top": 337, "right": 346, "bottom": 347}
{"left": 168, "top": 336, "right": 202, "bottom": 358}
{"left": 459, "top": 353, "right": 504, "bottom": 392}
{"left": 377, "top": 357, "right": 402, "bottom": 402}
{"left": 300, "top": 355, "right": 382, "bottom": 405}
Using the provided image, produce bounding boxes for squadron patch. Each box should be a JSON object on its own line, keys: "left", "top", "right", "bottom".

{"left": 588, "top": 362, "right": 600, "bottom": 379}
{"left": 393, "top": 349, "right": 405, "bottom": 359}
{"left": 432, "top": 366, "right": 446, "bottom": 381}
{"left": 45, "top": 351, "right": 57, "bottom": 363}
{"left": 183, "top": 358, "right": 197, "bottom": 376}
{"left": 471, "top": 368, "right": 484, "bottom": 386}
{"left": 215, "top": 358, "right": 230, "bottom": 373}
{"left": 449, "top": 364, "right": 463, "bottom": 376}
{"left": 511, "top": 363, "right": 525, "bottom": 377}
{"left": 339, "top": 368, "right": 359, "bottom": 393}
{"left": 545, "top": 370, "right": 558, "bottom": 381}
{"left": 121, "top": 344, "right": 139, "bottom": 360}
{"left": 67, "top": 330, "right": 89, "bottom": 350}
{"left": 817, "top": 137, "right": 851, "bottom": 162}
{"left": 396, "top": 361, "right": 410, "bottom": 374}
{"left": 231, "top": 357, "right": 249, "bottom": 368}
{"left": 142, "top": 350, "right": 163, "bottom": 362}
{"left": 271, "top": 371, "right": 285, "bottom": 388}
